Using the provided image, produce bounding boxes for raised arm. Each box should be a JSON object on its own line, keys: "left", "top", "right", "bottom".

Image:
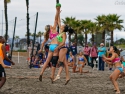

{"left": 58, "top": 10, "right": 61, "bottom": 30}
{"left": 53, "top": 7, "right": 60, "bottom": 30}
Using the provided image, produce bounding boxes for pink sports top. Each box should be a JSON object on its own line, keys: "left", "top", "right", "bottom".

{"left": 49, "top": 30, "right": 58, "bottom": 40}
{"left": 112, "top": 58, "right": 120, "bottom": 64}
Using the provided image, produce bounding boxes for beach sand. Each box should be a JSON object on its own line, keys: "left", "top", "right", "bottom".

{"left": 1, "top": 57, "right": 125, "bottom": 94}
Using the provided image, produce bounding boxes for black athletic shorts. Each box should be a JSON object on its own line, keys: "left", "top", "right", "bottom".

{"left": 0, "top": 64, "right": 6, "bottom": 77}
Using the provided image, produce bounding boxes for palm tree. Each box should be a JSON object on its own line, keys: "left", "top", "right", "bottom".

{"left": 15, "top": 36, "right": 20, "bottom": 47}
{"left": 37, "top": 31, "right": 44, "bottom": 43}
{"left": 95, "top": 15, "right": 107, "bottom": 43}
{"left": 4, "top": 34, "right": 9, "bottom": 40}
{"left": 106, "top": 14, "right": 124, "bottom": 44}
{"left": 71, "top": 20, "right": 81, "bottom": 45}
{"left": 4, "top": 0, "right": 11, "bottom": 41}
{"left": 25, "top": 31, "right": 31, "bottom": 37}
{"left": 87, "top": 22, "right": 98, "bottom": 45}
{"left": 15, "top": 36, "right": 19, "bottom": 40}
{"left": 31, "top": 33, "right": 39, "bottom": 38}
{"left": 80, "top": 20, "right": 91, "bottom": 44}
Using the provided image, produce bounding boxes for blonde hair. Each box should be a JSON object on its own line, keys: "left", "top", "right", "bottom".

{"left": 44, "top": 25, "right": 50, "bottom": 40}
{"left": 79, "top": 51, "right": 83, "bottom": 55}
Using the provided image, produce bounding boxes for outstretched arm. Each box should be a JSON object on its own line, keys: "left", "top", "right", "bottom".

{"left": 58, "top": 10, "right": 62, "bottom": 30}
{"left": 102, "top": 53, "right": 116, "bottom": 61}
{"left": 103, "top": 59, "right": 112, "bottom": 65}
{"left": 53, "top": 7, "right": 60, "bottom": 30}
{"left": 2, "top": 45, "right": 15, "bottom": 65}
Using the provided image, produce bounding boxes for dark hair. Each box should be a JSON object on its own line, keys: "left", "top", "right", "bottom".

{"left": 45, "top": 44, "right": 49, "bottom": 49}
{"left": 64, "top": 25, "right": 74, "bottom": 34}
{"left": 0, "top": 36, "right": 3, "bottom": 39}
{"left": 0, "top": 36, "right": 4, "bottom": 43}
{"left": 110, "top": 43, "right": 114, "bottom": 46}
{"left": 44, "top": 25, "right": 50, "bottom": 40}
{"left": 112, "top": 46, "right": 120, "bottom": 56}
{"left": 109, "top": 53, "right": 112, "bottom": 57}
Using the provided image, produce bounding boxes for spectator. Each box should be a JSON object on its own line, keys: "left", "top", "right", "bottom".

{"left": 67, "top": 52, "right": 75, "bottom": 72}
{"left": 33, "top": 55, "right": 41, "bottom": 68}
{"left": 42, "top": 54, "right": 46, "bottom": 64}
{"left": 90, "top": 44, "right": 98, "bottom": 68}
{"left": 120, "top": 49, "right": 125, "bottom": 68}
{"left": 38, "top": 51, "right": 43, "bottom": 60}
{"left": 78, "top": 52, "right": 87, "bottom": 74}
{"left": 5, "top": 43, "right": 10, "bottom": 52}
{"left": 36, "top": 42, "right": 40, "bottom": 54}
{"left": 66, "top": 44, "right": 70, "bottom": 60}
{"left": 70, "top": 43, "right": 77, "bottom": 56}
{"left": 31, "top": 55, "right": 35, "bottom": 64}
{"left": 70, "top": 43, "right": 77, "bottom": 63}
{"left": 44, "top": 44, "right": 49, "bottom": 58}
{"left": 98, "top": 43, "right": 106, "bottom": 71}
{"left": 83, "top": 44, "right": 90, "bottom": 66}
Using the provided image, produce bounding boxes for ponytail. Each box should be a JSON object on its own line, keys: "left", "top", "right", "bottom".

{"left": 63, "top": 25, "right": 74, "bottom": 34}
{"left": 113, "top": 46, "right": 120, "bottom": 56}
{"left": 44, "top": 25, "right": 50, "bottom": 40}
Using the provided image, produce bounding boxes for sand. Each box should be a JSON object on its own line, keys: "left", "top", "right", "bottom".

{"left": 0, "top": 57, "right": 125, "bottom": 94}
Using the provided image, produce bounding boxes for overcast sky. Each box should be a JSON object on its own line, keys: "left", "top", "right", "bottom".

{"left": 0, "top": 0, "right": 125, "bottom": 41}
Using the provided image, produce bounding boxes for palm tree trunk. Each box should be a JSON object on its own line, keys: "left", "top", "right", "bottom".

{"left": 85, "top": 33, "right": 87, "bottom": 44}
{"left": 4, "top": 0, "right": 8, "bottom": 41}
{"left": 111, "top": 31, "right": 113, "bottom": 44}
{"left": 102, "top": 30, "right": 105, "bottom": 43}
{"left": 92, "top": 34, "right": 94, "bottom": 45}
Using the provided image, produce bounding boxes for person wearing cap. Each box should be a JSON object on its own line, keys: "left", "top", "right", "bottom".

{"left": 98, "top": 43, "right": 106, "bottom": 71}
{"left": 70, "top": 43, "right": 77, "bottom": 63}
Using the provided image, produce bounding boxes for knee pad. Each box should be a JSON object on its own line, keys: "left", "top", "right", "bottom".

{"left": 59, "top": 62, "right": 64, "bottom": 67}
{"left": 51, "top": 56, "right": 59, "bottom": 67}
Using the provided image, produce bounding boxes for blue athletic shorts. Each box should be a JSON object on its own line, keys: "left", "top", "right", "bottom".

{"left": 49, "top": 44, "right": 58, "bottom": 52}
{"left": 117, "top": 67, "right": 123, "bottom": 73}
